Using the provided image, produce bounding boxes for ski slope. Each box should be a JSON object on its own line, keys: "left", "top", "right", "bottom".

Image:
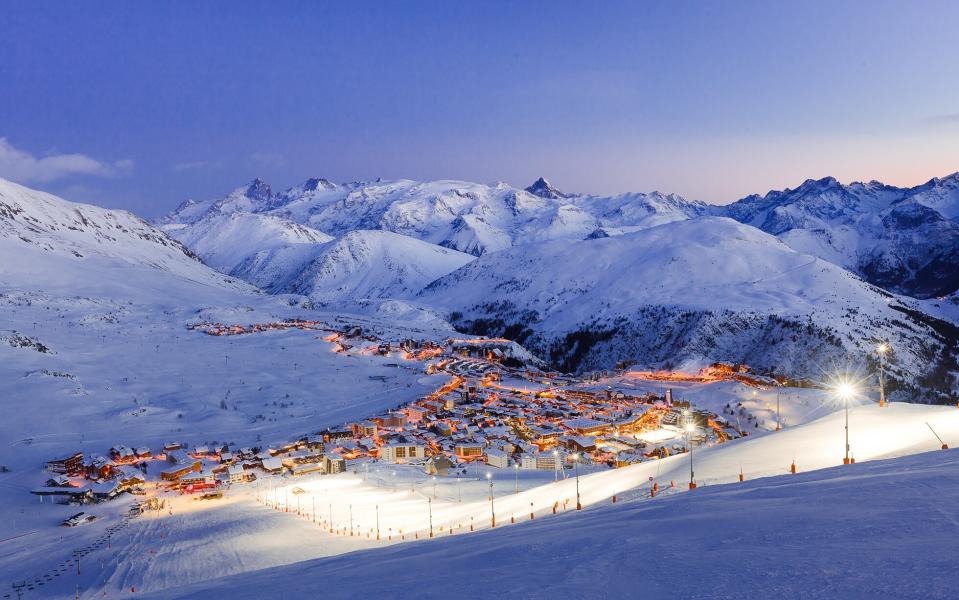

{"left": 150, "top": 413, "right": 959, "bottom": 599}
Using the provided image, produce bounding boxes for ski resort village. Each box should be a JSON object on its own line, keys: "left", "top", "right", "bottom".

{"left": 5, "top": 6, "right": 959, "bottom": 596}
{"left": 29, "top": 322, "right": 750, "bottom": 513}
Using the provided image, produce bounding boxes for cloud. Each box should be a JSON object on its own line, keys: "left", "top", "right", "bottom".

{"left": 172, "top": 159, "right": 224, "bottom": 172}
{"left": 0, "top": 137, "right": 133, "bottom": 184}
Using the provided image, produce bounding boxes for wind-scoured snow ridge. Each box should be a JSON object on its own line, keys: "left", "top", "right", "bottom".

{"left": 0, "top": 176, "right": 251, "bottom": 298}
{"left": 421, "top": 217, "right": 959, "bottom": 401}
{"left": 722, "top": 173, "right": 959, "bottom": 298}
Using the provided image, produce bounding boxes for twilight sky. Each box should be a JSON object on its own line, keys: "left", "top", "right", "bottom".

{"left": 1, "top": 0, "right": 958, "bottom": 217}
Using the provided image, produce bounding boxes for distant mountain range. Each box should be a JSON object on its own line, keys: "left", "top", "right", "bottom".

{"left": 160, "top": 172, "right": 959, "bottom": 300}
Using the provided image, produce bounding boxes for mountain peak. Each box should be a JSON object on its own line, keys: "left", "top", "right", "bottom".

{"left": 244, "top": 178, "right": 272, "bottom": 202}
{"left": 525, "top": 177, "right": 569, "bottom": 199}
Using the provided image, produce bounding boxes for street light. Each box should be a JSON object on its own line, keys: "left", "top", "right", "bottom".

{"left": 685, "top": 419, "right": 696, "bottom": 490}
{"left": 571, "top": 453, "right": 582, "bottom": 510}
{"left": 835, "top": 381, "right": 857, "bottom": 465}
{"left": 513, "top": 463, "right": 519, "bottom": 494}
{"left": 877, "top": 343, "right": 889, "bottom": 408}
{"left": 486, "top": 472, "right": 495, "bottom": 528}
{"left": 552, "top": 449, "right": 559, "bottom": 481}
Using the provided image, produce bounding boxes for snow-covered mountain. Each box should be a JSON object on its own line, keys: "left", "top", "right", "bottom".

{"left": 233, "top": 229, "right": 474, "bottom": 302}
{"left": 161, "top": 177, "right": 708, "bottom": 257}
{"left": 0, "top": 176, "right": 250, "bottom": 299}
{"left": 164, "top": 210, "right": 333, "bottom": 275}
{"left": 419, "top": 217, "right": 959, "bottom": 401}
{"left": 722, "top": 174, "right": 959, "bottom": 298}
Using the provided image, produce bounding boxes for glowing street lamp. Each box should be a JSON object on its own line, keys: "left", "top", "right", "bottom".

{"left": 685, "top": 418, "right": 696, "bottom": 490}
{"left": 552, "top": 449, "right": 559, "bottom": 482}
{"left": 877, "top": 343, "right": 889, "bottom": 408}
{"left": 836, "top": 382, "right": 857, "bottom": 465}
{"left": 428, "top": 497, "right": 434, "bottom": 538}
{"left": 513, "top": 463, "right": 519, "bottom": 494}
{"left": 571, "top": 453, "right": 582, "bottom": 510}
{"left": 486, "top": 472, "right": 496, "bottom": 528}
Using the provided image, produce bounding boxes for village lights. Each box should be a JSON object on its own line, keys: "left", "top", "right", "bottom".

{"left": 486, "top": 472, "right": 496, "bottom": 528}
{"left": 571, "top": 453, "right": 582, "bottom": 510}
{"left": 835, "top": 381, "right": 857, "bottom": 465}
{"left": 877, "top": 343, "right": 889, "bottom": 408}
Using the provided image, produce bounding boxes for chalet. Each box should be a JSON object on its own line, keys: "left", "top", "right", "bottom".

{"left": 484, "top": 448, "right": 509, "bottom": 469}
{"left": 565, "top": 436, "right": 598, "bottom": 453}
{"left": 134, "top": 447, "right": 152, "bottom": 460}
{"left": 110, "top": 445, "right": 135, "bottom": 463}
{"left": 115, "top": 466, "right": 146, "bottom": 489}
{"left": 91, "top": 480, "right": 122, "bottom": 500}
{"left": 161, "top": 460, "right": 201, "bottom": 481}
{"left": 164, "top": 441, "right": 183, "bottom": 452}
{"left": 86, "top": 456, "right": 113, "bottom": 480}
{"left": 225, "top": 465, "right": 253, "bottom": 483}
{"left": 432, "top": 422, "right": 453, "bottom": 437}
{"left": 192, "top": 445, "right": 210, "bottom": 457}
{"left": 261, "top": 457, "right": 285, "bottom": 474}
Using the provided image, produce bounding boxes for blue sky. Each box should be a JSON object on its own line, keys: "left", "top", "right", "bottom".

{"left": 1, "top": 1, "right": 958, "bottom": 216}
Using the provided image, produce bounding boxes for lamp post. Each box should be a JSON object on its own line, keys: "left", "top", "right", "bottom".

{"left": 428, "top": 497, "right": 434, "bottom": 538}
{"left": 684, "top": 409, "right": 696, "bottom": 490}
{"left": 552, "top": 449, "right": 559, "bottom": 481}
{"left": 514, "top": 463, "right": 519, "bottom": 494}
{"left": 486, "top": 472, "right": 495, "bottom": 528}
{"left": 571, "top": 453, "right": 582, "bottom": 510}
{"left": 837, "top": 383, "right": 856, "bottom": 464}
{"left": 877, "top": 343, "right": 889, "bottom": 408}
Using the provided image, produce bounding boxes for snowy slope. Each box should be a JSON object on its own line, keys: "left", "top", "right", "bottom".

{"left": 420, "top": 217, "right": 959, "bottom": 400}
{"left": 276, "top": 230, "right": 475, "bottom": 303}
{"left": 0, "top": 176, "right": 251, "bottom": 298}
{"left": 722, "top": 174, "right": 959, "bottom": 298}
{"left": 163, "top": 210, "right": 333, "bottom": 275}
